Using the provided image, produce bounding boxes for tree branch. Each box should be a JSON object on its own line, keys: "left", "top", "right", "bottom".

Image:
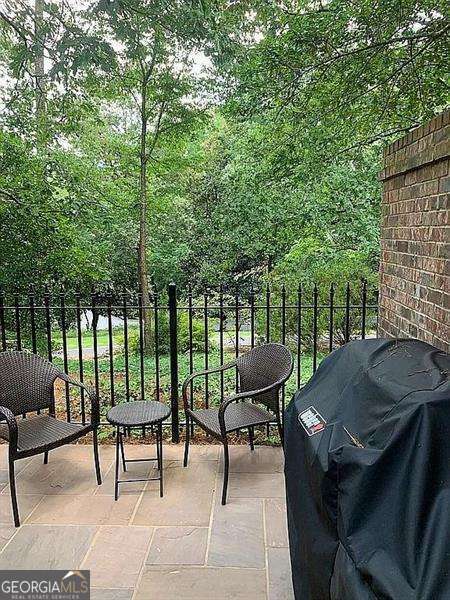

{"left": 336, "top": 125, "right": 420, "bottom": 156}
{"left": 0, "top": 189, "right": 21, "bottom": 205}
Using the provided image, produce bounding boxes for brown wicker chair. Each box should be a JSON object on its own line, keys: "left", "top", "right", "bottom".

{"left": 0, "top": 350, "right": 101, "bottom": 526}
{"left": 182, "top": 343, "right": 293, "bottom": 505}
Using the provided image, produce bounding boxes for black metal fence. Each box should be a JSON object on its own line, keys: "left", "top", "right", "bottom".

{"left": 0, "top": 281, "right": 378, "bottom": 441}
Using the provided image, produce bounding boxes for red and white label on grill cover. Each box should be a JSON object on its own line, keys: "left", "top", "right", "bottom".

{"left": 298, "top": 406, "right": 327, "bottom": 436}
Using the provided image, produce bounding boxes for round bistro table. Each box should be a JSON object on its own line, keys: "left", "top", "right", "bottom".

{"left": 106, "top": 400, "right": 171, "bottom": 500}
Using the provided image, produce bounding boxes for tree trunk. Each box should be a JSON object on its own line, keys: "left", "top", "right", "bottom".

{"left": 34, "top": 0, "right": 47, "bottom": 149}
{"left": 138, "top": 75, "right": 152, "bottom": 351}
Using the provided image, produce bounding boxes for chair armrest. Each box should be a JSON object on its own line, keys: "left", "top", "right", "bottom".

{"left": 217, "top": 382, "right": 281, "bottom": 436}
{"left": 57, "top": 373, "right": 100, "bottom": 425}
{"left": 182, "top": 361, "right": 237, "bottom": 412}
{"left": 0, "top": 405, "right": 18, "bottom": 452}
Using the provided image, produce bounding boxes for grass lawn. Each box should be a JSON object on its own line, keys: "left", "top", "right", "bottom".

{"left": 53, "top": 329, "right": 123, "bottom": 349}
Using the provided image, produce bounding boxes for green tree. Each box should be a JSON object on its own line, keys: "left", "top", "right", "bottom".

{"left": 86, "top": 0, "right": 214, "bottom": 347}
{"left": 0, "top": 0, "right": 447, "bottom": 306}
{"left": 218, "top": 0, "right": 449, "bottom": 155}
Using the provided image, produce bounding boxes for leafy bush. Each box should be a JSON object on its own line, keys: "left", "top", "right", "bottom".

{"left": 261, "top": 236, "right": 378, "bottom": 350}
{"left": 178, "top": 311, "right": 212, "bottom": 353}
{"left": 124, "top": 309, "right": 211, "bottom": 356}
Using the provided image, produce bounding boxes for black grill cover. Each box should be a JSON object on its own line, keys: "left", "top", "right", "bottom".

{"left": 284, "top": 338, "right": 450, "bottom": 600}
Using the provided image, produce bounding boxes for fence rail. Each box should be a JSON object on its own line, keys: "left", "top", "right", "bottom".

{"left": 0, "top": 281, "right": 378, "bottom": 442}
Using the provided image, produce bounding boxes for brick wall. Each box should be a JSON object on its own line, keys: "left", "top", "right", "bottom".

{"left": 378, "top": 109, "right": 449, "bottom": 353}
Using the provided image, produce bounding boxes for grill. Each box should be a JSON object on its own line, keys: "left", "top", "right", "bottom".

{"left": 284, "top": 338, "right": 450, "bottom": 600}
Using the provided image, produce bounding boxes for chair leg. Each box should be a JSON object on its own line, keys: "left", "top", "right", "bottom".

{"left": 221, "top": 439, "right": 229, "bottom": 506}
{"left": 159, "top": 422, "right": 163, "bottom": 498}
{"left": 156, "top": 426, "right": 161, "bottom": 471}
{"left": 43, "top": 451, "right": 49, "bottom": 464}
{"left": 119, "top": 430, "right": 127, "bottom": 472}
{"left": 93, "top": 427, "right": 102, "bottom": 485}
{"left": 114, "top": 426, "right": 120, "bottom": 501}
{"left": 276, "top": 411, "right": 284, "bottom": 450}
{"left": 249, "top": 426, "right": 255, "bottom": 451}
{"left": 9, "top": 458, "right": 20, "bottom": 527}
{"left": 183, "top": 416, "right": 190, "bottom": 467}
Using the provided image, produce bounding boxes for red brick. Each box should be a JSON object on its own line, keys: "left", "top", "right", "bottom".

{"left": 380, "top": 110, "right": 448, "bottom": 352}
{"left": 439, "top": 176, "right": 450, "bottom": 193}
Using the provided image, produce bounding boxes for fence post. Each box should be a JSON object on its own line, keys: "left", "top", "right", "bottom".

{"left": 168, "top": 283, "right": 180, "bottom": 443}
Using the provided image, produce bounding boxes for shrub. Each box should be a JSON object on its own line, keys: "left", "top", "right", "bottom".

{"left": 124, "top": 308, "right": 211, "bottom": 356}
{"left": 260, "top": 236, "right": 378, "bottom": 350}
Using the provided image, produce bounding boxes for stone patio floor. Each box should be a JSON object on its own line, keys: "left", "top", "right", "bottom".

{"left": 0, "top": 443, "right": 294, "bottom": 599}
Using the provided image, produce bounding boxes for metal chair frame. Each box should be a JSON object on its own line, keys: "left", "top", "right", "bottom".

{"left": 182, "top": 343, "right": 293, "bottom": 505}
{"left": 0, "top": 350, "right": 101, "bottom": 526}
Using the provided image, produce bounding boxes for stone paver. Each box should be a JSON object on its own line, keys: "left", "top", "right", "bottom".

{"left": 44, "top": 444, "right": 114, "bottom": 462}
{"left": 228, "top": 472, "right": 285, "bottom": 498}
{"left": 267, "top": 547, "right": 295, "bottom": 600}
{"left": 219, "top": 446, "right": 284, "bottom": 473}
{"left": 133, "top": 461, "right": 217, "bottom": 527}
{"left": 0, "top": 450, "right": 36, "bottom": 492}
{"left": 27, "top": 494, "right": 138, "bottom": 525}
{"left": 0, "top": 446, "right": 35, "bottom": 472}
{"left": 81, "top": 525, "right": 153, "bottom": 589}
{"left": 133, "top": 486, "right": 214, "bottom": 527}
{"left": 9, "top": 457, "right": 101, "bottom": 496}
{"left": 95, "top": 449, "right": 157, "bottom": 497}
{"left": 0, "top": 494, "right": 43, "bottom": 524}
{"left": 0, "top": 470, "right": 8, "bottom": 491}
{"left": 91, "top": 589, "right": 133, "bottom": 600}
{"left": 0, "top": 444, "right": 291, "bottom": 599}
{"left": 0, "top": 524, "right": 95, "bottom": 569}
{"left": 109, "top": 444, "right": 157, "bottom": 460}
{"left": 135, "top": 567, "right": 267, "bottom": 600}
{"left": 265, "top": 498, "right": 289, "bottom": 547}
{"left": 208, "top": 498, "right": 265, "bottom": 568}
{"left": 0, "top": 526, "right": 16, "bottom": 551}
{"left": 163, "top": 459, "right": 217, "bottom": 491}
{"left": 146, "top": 526, "right": 208, "bottom": 565}
{"left": 163, "top": 444, "right": 219, "bottom": 462}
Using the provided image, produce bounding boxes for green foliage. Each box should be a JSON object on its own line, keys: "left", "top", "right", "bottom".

{"left": 219, "top": 0, "right": 449, "bottom": 158}
{"left": 265, "top": 237, "right": 378, "bottom": 348}
{"left": 180, "top": 116, "right": 382, "bottom": 293}
{"left": 178, "top": 312, "right": 211, "bottom": 354}
{"left": 0, "top": 130, "right": 111, "bottom": 290}
{"left": 0, "top": 0, "right": 448, "bottom": 301}
{"left": 124, "top": 310, "right": 209, "bottom": 356}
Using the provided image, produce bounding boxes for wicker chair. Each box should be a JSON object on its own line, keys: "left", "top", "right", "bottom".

{"left": 0, "top": 350, "right": 102, "bottom": 526}
{"left": 182, "top": 343, "right": 293, "bottom": 505}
